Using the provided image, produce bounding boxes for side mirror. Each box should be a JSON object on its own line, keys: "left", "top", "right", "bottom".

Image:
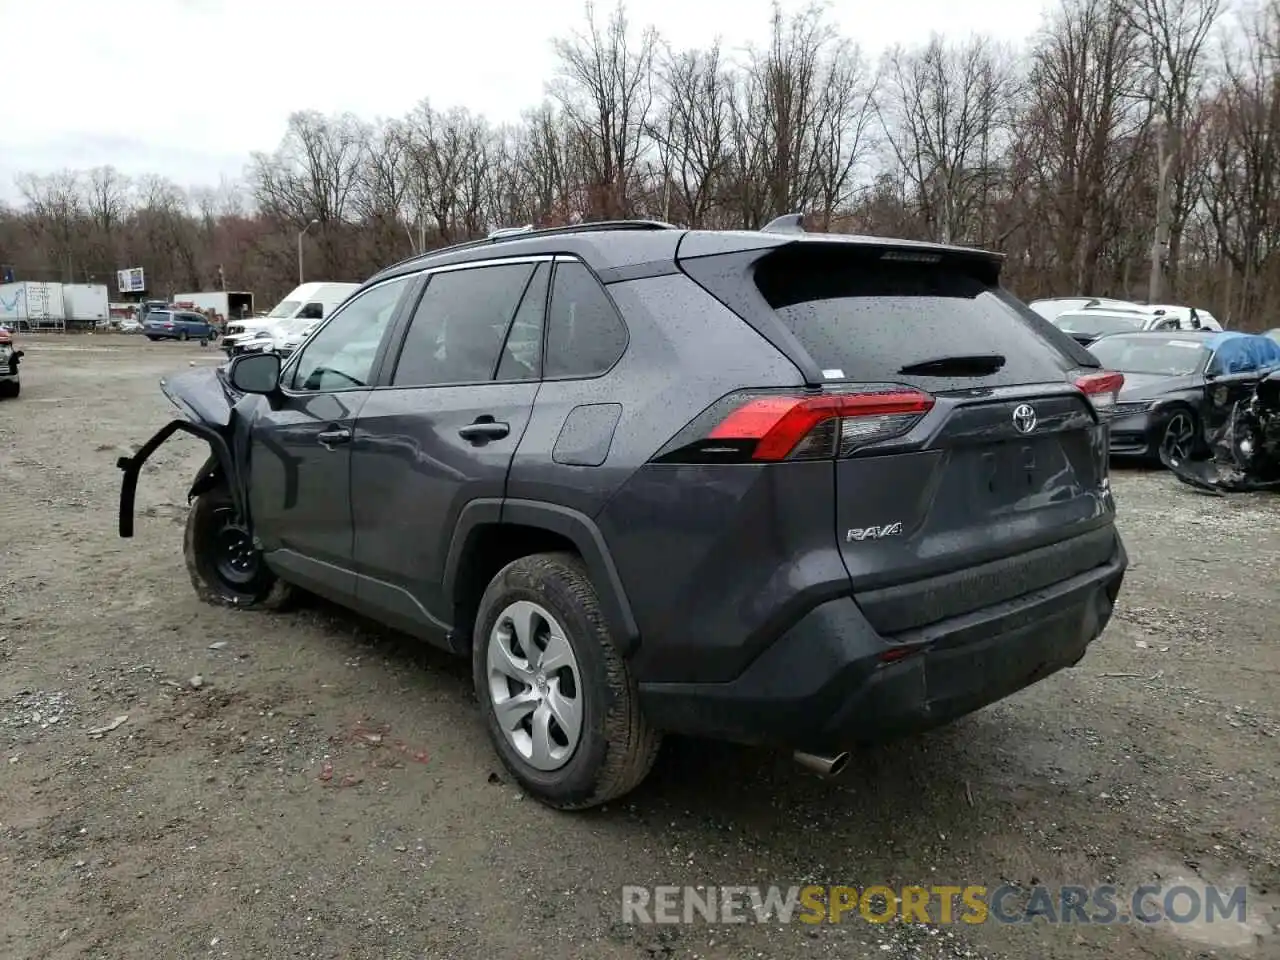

{"left": 13, "top": 350, "right": 22, "bottom": 359}
{"left": 228, "top": 352, "right": 281, "bottom": 394}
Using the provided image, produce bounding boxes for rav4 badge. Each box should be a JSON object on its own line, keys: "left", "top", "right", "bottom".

{"left": 847, "top": 522, "right": 904, "bottom": 542}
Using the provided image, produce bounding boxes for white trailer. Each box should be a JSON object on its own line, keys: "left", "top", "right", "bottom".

{"left": 172, "top": 291, "right": 254, "bottom": 325}
{"left": 0, "top": 282, "right": 66, "bottom": 332}
{"left": 62, "top": 283, "right": 110, "bottom": 327}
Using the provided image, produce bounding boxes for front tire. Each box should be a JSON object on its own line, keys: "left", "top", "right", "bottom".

{"left": 1158, "top": 407, "right": 1198, "bottom": 463}
{"left": 184, "top": 486, "right": 294, "bottom": 609}
{"left": 0, "top": 379, "right": 17, "bottom": 399}
{"left": 472, "top": 553, "right": 660, "bottom": 810}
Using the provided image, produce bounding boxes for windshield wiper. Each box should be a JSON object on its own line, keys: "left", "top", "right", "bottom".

{"left": 897, "top": 354, "right": 1006, "bottom": 376}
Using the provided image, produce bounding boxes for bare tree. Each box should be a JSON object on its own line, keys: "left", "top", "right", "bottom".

{"left": 551, "top": 1, "right": 658, "bottom": 219}
{"left": 1202, "top": 0, "right": 1280, "bottom": 321}
{"left": 648, "top": 43, "right": 734, "bottom": 226}
{"left": 17, "top": 171, "right": 85, "bottom": 281}
{"left": 4, "top": 0, "right": 1280, "bottom": 325}
{"left": 1129, "top": 0, "right": 1224, "bottom": 299}
{"left": 879, "top": 34, "right": 1019, "bottom": 245}
{"left": 249, "top": 110, "right": 369, "bottom": 227}
{"left": 1019, "top": 0, "right": 1151, "bottom": 293}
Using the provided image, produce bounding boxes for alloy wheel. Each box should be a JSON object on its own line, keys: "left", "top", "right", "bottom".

{"left": 1160, "top": 411, "right": 1196, "bottom": 462}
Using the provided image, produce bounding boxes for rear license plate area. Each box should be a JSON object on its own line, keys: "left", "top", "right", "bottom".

{"left": 974, "top": 441, "right": 1047, "bottom": 506}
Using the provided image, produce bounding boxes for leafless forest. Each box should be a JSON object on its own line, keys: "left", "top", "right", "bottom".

{"left": 4, "top": 0, "right": 1279, "bottom": 325}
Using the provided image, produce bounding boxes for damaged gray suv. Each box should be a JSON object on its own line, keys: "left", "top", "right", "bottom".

{"left": 118, "top": 217, "right": 1128, "bottom": 809}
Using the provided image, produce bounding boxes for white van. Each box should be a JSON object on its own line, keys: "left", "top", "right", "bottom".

{"left": 222, "top": 282, "right": 359, "bottom": 355}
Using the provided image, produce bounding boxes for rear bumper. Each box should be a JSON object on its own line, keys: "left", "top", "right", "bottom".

{"left": 638, "top": 533, "right": 1127, "bottom": 750}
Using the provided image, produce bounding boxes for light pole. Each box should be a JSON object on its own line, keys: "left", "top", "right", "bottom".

{"left": 297, "top": 218, "right": 319, "bottom": 284}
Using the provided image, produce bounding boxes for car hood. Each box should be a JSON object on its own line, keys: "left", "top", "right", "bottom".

{"left": 1117, "top": 372, "right": 1201, "bottom": 401}
{"left": 159, "top": 365, "right": 239, "bottom": 428}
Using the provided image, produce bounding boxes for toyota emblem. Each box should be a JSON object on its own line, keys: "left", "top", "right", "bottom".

{"left": 1012, "top": 403, "right": 1037, "bottom": 434}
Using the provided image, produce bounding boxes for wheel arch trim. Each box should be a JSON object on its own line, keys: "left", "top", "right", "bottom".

{"left": 443, "top": 498, "right": 640, "bottom": 656}
{"left": 117, "top": 418, "right": 244, "bottom": 538}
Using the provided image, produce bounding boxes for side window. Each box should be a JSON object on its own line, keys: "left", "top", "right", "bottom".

{"left": 544, "top": 261, "right": 627, "bottom": 379}
{"left": 392, "top": 262, "right": 535, "bottom": 387}
{"left": 496, "top": 262, "right": 549, "bottom": 381}
{"left": 289, "top": 276, "right": 410, "bottom": 391}
{"left": 297, "top": 302, "right": 324, "bottom": 320}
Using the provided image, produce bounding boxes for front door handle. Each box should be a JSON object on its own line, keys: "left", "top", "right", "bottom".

{"left": 317, "top": 427, "right": 351, "bottom": 448}
{"left": 458, "top": 419, "right": 510, "bottom": 443}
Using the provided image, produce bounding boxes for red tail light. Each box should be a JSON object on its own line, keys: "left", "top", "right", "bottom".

{"left": 652, "top": 387, "right": 935, "bottom": 463}
{"left": 1075, "top": 371, "right": 1124, "bottom": 417}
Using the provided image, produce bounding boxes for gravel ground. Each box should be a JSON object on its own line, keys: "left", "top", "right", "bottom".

{"left": 1, "top": 335, "right": 1278, "bottom": 960}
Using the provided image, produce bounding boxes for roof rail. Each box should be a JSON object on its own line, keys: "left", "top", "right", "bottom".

{"left": 378, "top": 219, "right": 680, "bottom": 274}
{"left": 761, "top": 213, "right": 805, "bottom": 235}
{"left": 488, "top": 224, "right": 534, "bottom": 239}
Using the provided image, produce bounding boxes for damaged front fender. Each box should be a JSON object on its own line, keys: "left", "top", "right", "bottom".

{"left": 1162, "top": 368, "right": 1280, "bottom": 494}
{"left": 117, "top": 365, "right": 250, "bottom": 537}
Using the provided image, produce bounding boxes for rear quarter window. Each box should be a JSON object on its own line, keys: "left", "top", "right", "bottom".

{"left": 544, "top": 261, "right": 628, "bottom": 379}
{"left": 754, "top": 247, "right": 1088, "bottom": 392}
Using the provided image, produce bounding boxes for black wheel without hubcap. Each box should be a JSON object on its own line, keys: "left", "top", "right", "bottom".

{"left": 472, "top": 552, "right": 660, "bottom": 810}
{"left": 0, "top": 380, "right": 17, "bottom": 399}
{"left": 1159, "top": 408, "right": 1197, "bottom": 463}
{"left": 184, "top": 486, "right": 294, "bottom": 609}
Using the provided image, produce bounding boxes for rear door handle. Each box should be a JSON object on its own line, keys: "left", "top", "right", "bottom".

{"left": 458, "top": 420, "right": 510, "bottom": 443}
{"left": 317, "top": 427, "right": 351, "bottom": 447}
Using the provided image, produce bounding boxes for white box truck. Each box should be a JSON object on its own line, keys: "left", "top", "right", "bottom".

{"left": 172, "top": 291, "right": 254, "bottom": 325}
{"left": 0, "top": 282, "right": 66, "bottom": 331}
{"left": 62, "top": 283, "right": 110, "bottom": 328}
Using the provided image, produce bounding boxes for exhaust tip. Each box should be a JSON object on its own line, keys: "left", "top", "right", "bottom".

{"left": 793, "top": 749, "right": 851, "bottom": 779}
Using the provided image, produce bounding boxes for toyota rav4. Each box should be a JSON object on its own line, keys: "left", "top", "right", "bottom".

{"left": 117, "top": 217, "right": 1128, "bottom": 809}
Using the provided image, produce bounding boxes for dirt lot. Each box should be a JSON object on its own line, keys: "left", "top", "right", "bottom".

{"left": 1, "top": 334, "right": 1278, "bottom": 960}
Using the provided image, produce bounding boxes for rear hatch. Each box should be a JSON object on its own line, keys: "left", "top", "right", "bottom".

{"left": 680, "top": 240, "right": 1121, "bottom": 636}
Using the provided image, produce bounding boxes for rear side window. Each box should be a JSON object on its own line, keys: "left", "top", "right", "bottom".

{"left": 544, "top": 261, "right": 627, "bottom": 379}
{"left": 393, "top": 263, "right": 535, "bottom": 387}
{"left": 496, "top": 262, "right": 549, "bottom": 381}
{"left": 754, "top": 248, "right": 1085, "bottom": 392}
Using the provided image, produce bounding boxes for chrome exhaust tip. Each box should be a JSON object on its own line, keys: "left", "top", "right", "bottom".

{"left": 793, "top": 749, "right": 850, "bottom": 778}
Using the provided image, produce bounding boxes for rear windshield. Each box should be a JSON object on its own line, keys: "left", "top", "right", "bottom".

{"left": 753, "top": 248, "right": 1090, "bottom": 391}
{"left": 1054, "top": 312, "right": 1147, "bottom": 335}
{"left": 1088, "top": 335, "right": 1209, "bottom": 375}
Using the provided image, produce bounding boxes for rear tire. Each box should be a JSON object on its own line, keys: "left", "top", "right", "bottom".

{"left": 472, "top": 552, "right": 660, "bottom": 810}
{"left": 184, "top": 485, "right": 294, "bottom": 610}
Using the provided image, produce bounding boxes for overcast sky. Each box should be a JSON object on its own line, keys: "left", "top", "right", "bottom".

{"left": 0, "top": 0, "right": 1048, "bottom": 203}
